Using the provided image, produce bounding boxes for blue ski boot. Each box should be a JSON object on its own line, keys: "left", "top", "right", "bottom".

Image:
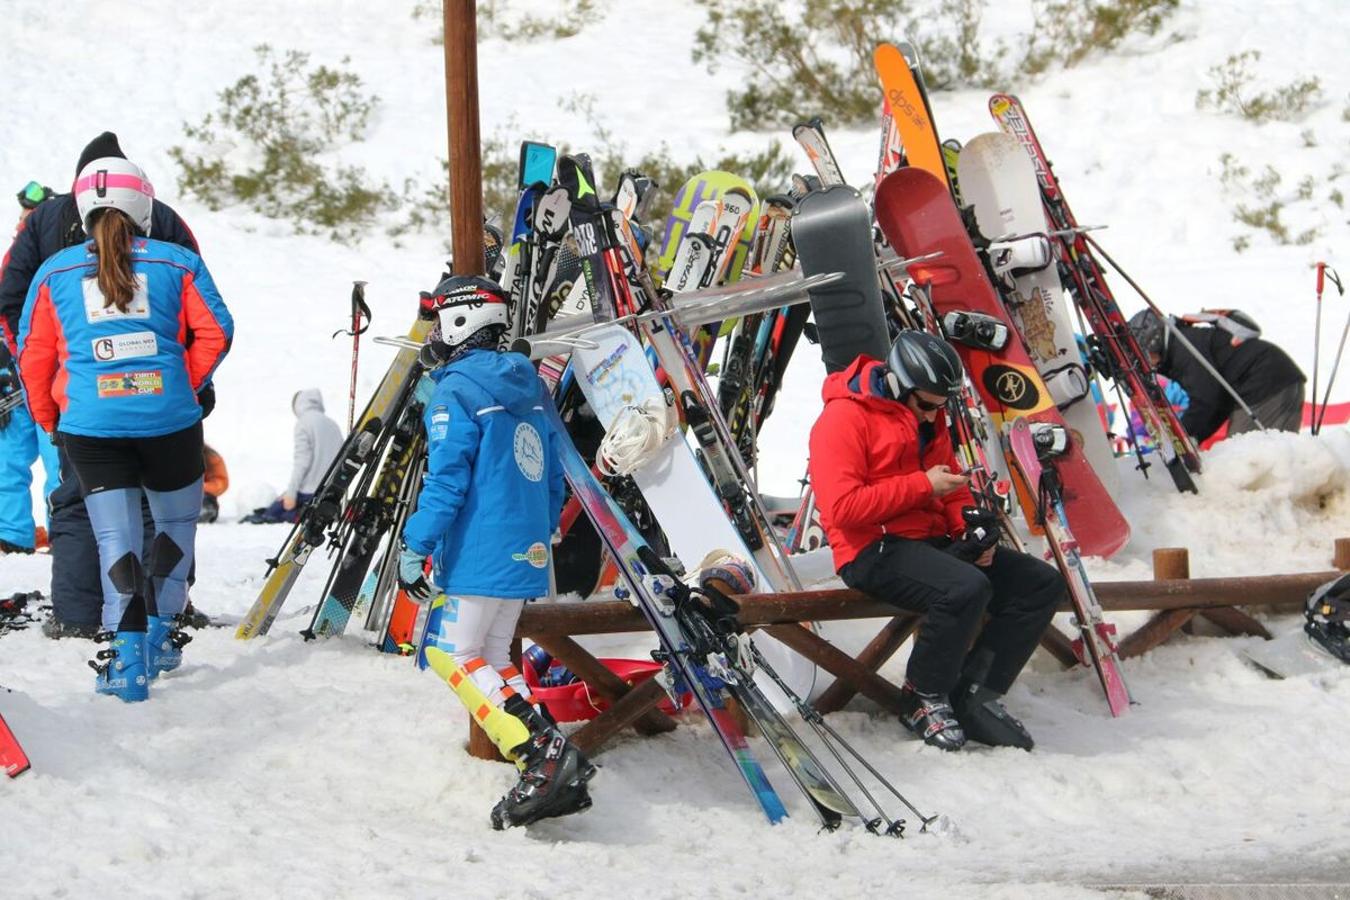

{"left": 145, "top": 614, "right": 192, "bottom": 679}
{"left": 91, "top": 631, "right": 149, "bottom": 702}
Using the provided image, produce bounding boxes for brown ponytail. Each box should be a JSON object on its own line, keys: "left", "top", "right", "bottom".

{"left": 89, "top": 208, "right": 139, "bottom": 313}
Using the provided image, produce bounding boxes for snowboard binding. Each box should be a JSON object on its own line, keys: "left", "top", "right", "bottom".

{"left": 942, "top": 310, "right": 1009, "bottom": 351}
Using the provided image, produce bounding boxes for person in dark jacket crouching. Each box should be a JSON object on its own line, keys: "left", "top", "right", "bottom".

{"left": 1128, "top": 309, "right": 1305, "bottom": 443}
{"left": 808, "top": 332, "right": 1067, "bottom": 752}
{"left": 18, "top": 156, "right": 232, "bottom": 701}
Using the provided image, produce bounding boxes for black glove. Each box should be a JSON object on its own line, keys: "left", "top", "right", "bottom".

{"left": 197, "top": 383, "right": 216, "bottom": 419}
{"left": 945, "top": 506, "right": 1001, "bottom": 562}
{"left": 0, "top": 364, "right": 20, "bottom": 430}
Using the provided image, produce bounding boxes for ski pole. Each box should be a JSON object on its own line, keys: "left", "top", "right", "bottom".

{"left": 332, "top": 281, "right": 372, "bottom": 434}
{"left": 1311, "top": 263, "right": 1328, "bottom": 432}
{"left": 1083, "top": 234, "right": 1266, "bottom": 429}
{"left": 1315, "top": 266, "right": 1346, "bottom": 434}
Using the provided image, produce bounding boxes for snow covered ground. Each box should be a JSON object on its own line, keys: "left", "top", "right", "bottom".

{"left": 4, "top": 0, "right": 1350, "bottom": 896}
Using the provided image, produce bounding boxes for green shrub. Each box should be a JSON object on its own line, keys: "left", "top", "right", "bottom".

{"left": 169, "top": 46, "right": 394, "bottom": 244}
{"left": 692, "top": 0, "right": 1180, "bottom": 130}
{"left": 412, "top": 0, "right": 604, "bottom": 43}
{"left": 1195, "top": 50, "right": 1323, "bottom": 123}
{"left": 1217, "top": 152, "right": 1323, "bottom": 249}
{"left": 1023, "top": 0, "right": 1177, "bottom": 74}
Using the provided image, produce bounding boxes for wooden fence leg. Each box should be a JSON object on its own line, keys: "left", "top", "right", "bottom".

{"left": 813, "top": 614, "right": 919, "bottom": 714}
{"left": 763, "top": 623, "right": 908, "bottom": 717}
{"left": 1199, "top": 606, "right": 1272, "bottom": 639}
{"left": 1038, "top": 625, "right": 1081, "bottom": 669}
{"left": 571, "top": 677, "right": 670, "bottom": 756}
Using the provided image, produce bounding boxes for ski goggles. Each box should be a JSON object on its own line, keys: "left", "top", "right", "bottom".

{"left": 17, "top": 181, "right": 50, "bottom": 210}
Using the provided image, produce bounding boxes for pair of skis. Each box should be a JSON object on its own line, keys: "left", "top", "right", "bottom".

{"left": 538, "top": 384, "right": 931, "bottom": 830}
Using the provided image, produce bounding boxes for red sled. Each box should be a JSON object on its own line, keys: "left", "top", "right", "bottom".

{"left": 0, "top": 711, "right": 30, "bottom": 778}
{"left": 525, "top": 658, "right": 691, "bottom": 723}
{"left": 876, "top": 166, "right": 1130, "bottom": 558}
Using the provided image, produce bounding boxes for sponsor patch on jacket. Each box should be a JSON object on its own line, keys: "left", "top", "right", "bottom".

{"left": 97, "top": 371, "right": 164, "bottom": 397}
{"left": 429, "top": 405, "right": 450, "bottom": 441}
{"left": 513, "top": 422, "right": 545, "bottom": 482}
{"left": 83, "top": 275, "right": 150, "bottom": 323}
{"left": 511, "top": 542, "right": 550, "bottom": 569}
{"left": 92, "top": 331, "right": 157, "bottom": 362}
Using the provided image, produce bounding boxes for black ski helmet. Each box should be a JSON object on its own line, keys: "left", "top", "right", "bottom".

{"left": 1305, "top": 573, "right": 1350, "bottom": 664}
{"left": 419, "top": 274, "right": 510, "bottom": 368}
{"left": 1128, "top": 309, "right": 1168, "bottom": 357}
{"left": 886, "top": 331, "right": 964, "bottom": 400}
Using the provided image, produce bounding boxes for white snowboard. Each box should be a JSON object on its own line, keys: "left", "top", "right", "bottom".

{"left": 572, "top": 325, "right": 819, "bottom": 699}
{"left": 958, "top": 133, "right": 1121, "bottom": 496}
{"left": 1241, "top": 628, "right": 1344, "bottom": 679}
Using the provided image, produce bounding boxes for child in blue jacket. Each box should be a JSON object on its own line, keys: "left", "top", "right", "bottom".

{"left": 397, "top": 274, "right": 594, "bottom": 831}
{"left": 18, "top": 157, "right": 232, "bottom": 702}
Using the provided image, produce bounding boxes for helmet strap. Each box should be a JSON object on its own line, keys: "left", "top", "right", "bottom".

{"left": 884, "top": 371, "right": 903, "bottom": 400}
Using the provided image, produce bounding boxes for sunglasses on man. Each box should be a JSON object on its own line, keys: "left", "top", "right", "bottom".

{"left": 912, "top": 395, "right": 948, "bottom": 412}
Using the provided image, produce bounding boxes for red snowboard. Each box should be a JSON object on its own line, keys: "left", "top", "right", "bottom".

{"left": 876, "top": 167, "right": 1129, "bottom": 558}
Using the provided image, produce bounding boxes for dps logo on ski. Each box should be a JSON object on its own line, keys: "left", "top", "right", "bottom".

{"left": 513, "top": 422, "right": 545, "bottom": 482}
{"left": 983, "top": 365, "right": 1040, "bottom": 410}
{"left": 512, "top": 542, "right": 549, "bottom": 569}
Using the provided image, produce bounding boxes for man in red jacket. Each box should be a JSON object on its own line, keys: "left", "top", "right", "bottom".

{"left": 808, "top": 332, "right": 1066, "bottom": 752}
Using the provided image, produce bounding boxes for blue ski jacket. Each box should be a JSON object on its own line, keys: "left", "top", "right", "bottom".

{"left": 16, "top": 238, "right": 232, "bottom": 438}
{"left": 402, "top": 349, "right": 565, "bottom": 599}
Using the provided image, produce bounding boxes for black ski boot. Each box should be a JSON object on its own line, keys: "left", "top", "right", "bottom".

{"left": 952, "top": 683, "right": 1034, "bottom": 751}
{"left": 491, "top": 700, "right": 597, "bottom": 830}
{"left": 898, "top": 682, "right": 966, "bottom": 751}
{"left": 950, "top": 648, "right": 1035, "bottom": 751}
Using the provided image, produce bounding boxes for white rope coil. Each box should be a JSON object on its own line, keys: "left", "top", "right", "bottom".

{"left": 597, "top": 400, "right": 675, "bottom": 477}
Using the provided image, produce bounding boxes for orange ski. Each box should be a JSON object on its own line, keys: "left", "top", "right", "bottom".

{"left": 873, "top": 42, "right": 948, "bottom": 190}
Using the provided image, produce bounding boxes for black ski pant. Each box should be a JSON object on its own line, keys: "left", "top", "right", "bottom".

{"left": 46, "top": 445, "right": 155, "bottom": 629}
{"left": 840, "top": 536, "right": 1066, "bottom": 696}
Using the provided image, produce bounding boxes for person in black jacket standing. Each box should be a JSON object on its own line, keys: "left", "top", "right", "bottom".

{"left": 1128, "top": 309, "right": 1305, "bottom": 443}
{"left": 0, "top": 132, "right": 210, "bottom": 637}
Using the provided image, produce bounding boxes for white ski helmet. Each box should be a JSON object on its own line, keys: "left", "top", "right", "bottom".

{"left": 74, "top": 157, "right": 154, "bottom": 235}
{"left": 426, "top": 275, "right": 511, "bottom": 350}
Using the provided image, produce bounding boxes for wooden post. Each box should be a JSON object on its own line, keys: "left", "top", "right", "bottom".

{"left": 1335, "top": 537, "right": 1350, "bottom": 571}
{"left": 1118, "top": 548, "right": 1196, "bottom": 659}
{"left": 444, "top": 0, "right": 485, "bottom": 276}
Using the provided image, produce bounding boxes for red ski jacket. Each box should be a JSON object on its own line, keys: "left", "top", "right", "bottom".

{"left": 808, "top": 355, "right": 974, "bottom": 572}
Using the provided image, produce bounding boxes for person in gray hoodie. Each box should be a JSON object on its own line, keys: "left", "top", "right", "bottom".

{"left": 242, "top": 388, "right": 343, "bottom": 524}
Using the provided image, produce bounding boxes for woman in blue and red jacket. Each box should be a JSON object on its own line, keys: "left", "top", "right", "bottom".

{"left": 17, "top": 156, "right": 232, "bottom": 702}
{"left": 808, "top": 332, "right": 1064, "bottom": 753}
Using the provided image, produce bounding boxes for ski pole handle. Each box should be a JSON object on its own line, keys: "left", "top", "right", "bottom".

{"left": 1317, "top": 261, "right": 1327, "bottom": 298}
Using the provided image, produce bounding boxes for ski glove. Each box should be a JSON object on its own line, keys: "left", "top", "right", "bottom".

{"left": 197, "top": 383, "right": 216, "bottom": 419}
{"left": 397, "top": 542, "right": 435, "bottom": 603}
{"left": 0, "top": 365, "right": 20, "bottom": 430}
